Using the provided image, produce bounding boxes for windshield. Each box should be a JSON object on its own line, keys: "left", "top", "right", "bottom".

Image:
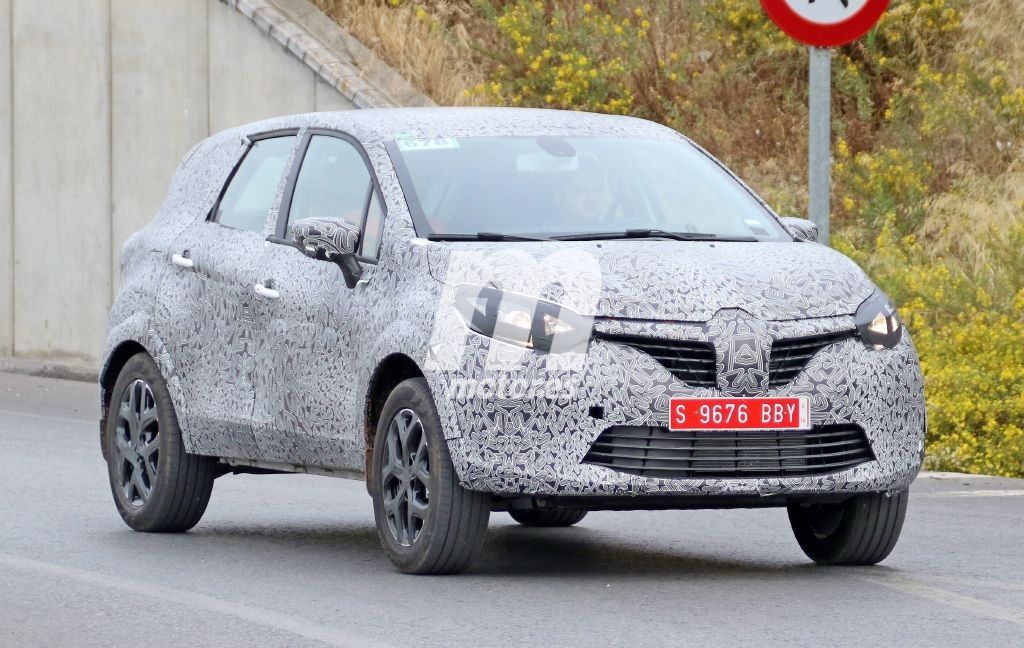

{"left": 385, "top": 135, "right": 789, "bottom": 241}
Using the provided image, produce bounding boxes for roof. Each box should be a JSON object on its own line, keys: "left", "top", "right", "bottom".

{"left": 218, "top": 107, "right": 682, "bottom": 148}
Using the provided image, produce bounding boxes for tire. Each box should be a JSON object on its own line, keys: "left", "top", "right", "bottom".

{"left": 104, "top": 352, "right": 215, "bottom": 532}
{"left": 370, "top": 378, "right": 490, "bottom": 574}
{"left": 509, "top": 508, "right": 588, "bottom": 527}
{"left": 788, "top": 490, "right": 909, "bottom": 566}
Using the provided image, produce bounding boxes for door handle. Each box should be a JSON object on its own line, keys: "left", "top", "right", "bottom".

{"left": 171, "top": 252, "right": 194, "bottom": 269}
{"left": 254, "top": 282, "right": 280, "bottom": 300}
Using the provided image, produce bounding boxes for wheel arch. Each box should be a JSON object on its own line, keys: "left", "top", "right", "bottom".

{"left": 363, "top": 353, "right": 424, "bottom": 480}
{"left": 99, "top": 340, "right": 150, "bottom": 459}
{"left": 99, "top": 321, "right": 179, "bottom": 459}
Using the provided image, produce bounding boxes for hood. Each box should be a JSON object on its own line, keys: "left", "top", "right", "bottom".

{"left": 426, "top": 240, "right": 875, "bottom": 322}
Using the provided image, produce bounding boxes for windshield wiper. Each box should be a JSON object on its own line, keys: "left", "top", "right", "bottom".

{"left": 551, "top": 229, "right": 759, "bottom": 242}
{"left": 427, "top": 230, "right": 759, "bottom": 243}
{"left": 427, "top": 232, "right": 552, "bottom": 242}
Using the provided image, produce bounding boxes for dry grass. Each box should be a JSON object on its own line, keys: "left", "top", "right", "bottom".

{"left": 930, "top": 0, "right": 1024, "bottom": 281}
{"left": 959, "top": 0, "right": 1024, "bottom": 88}
{"left": 311, "top": 0, "right": 485, "bottom": 105}
{"left": 309, "top": 1, "right": 1019, "bottom": 226}
{"left": 918, "top": 167, "right": 1024, "bottom": 290}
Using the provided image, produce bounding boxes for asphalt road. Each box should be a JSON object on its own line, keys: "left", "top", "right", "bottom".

{"left": 1, "top": 372, "right": 1022, "bottom": 647}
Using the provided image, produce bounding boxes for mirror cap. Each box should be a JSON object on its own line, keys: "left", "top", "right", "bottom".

{"left": 291, "top": 217, "right": 361, "bottom": 261}
{"left": 780, "top": 216, "right": 819, "bottom": 243}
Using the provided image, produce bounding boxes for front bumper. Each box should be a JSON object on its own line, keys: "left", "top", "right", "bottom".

{"left": 428, "top": 312, "right": 926, "bottom": 501}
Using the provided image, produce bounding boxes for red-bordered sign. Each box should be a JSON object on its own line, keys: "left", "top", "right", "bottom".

{"left": 761, "top": 0, "right": 890, "bottom": 48}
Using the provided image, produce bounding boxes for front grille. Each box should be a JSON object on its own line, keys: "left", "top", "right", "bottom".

{"left": 583, "top": 424, "right": 873, "bottom": 479}
{"left": 769, "top": 331, "right": 854, "bottom": 386}
{"left": 595, "top": 332, "right": 716, "bottom": 387}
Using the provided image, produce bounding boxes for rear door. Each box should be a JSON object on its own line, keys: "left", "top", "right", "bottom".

{"left": 248, "top": 131, "right": 387, "bottom": 469}
{"left": 155, "top": 132, "right": 299, "bottom": 459}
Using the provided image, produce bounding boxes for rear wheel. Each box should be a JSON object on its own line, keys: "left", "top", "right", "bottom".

{"left": 509, "top": 508, "right": 588, "bottom": 527}
{"left": 104, "top": 353, "right": 215, "bottom": 532}
{"left": 370, "top": 378, "right": 490, "bottom": 574}
{"left": 788, "top": 490, "right": 908, "bottom": 566}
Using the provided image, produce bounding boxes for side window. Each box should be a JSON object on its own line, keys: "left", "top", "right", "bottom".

{"left": 215, "top": 135, "right": 296, "bottom": 233}
{"left": 361, "top": 191, "right": 385, "bottom": 259}
{"left": 287, "top": 136, "right": 371, "bottom": 235}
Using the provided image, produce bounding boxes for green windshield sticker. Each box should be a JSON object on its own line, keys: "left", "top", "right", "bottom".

{"left": 396, "top": 137, "right": 460, "bottom": 152}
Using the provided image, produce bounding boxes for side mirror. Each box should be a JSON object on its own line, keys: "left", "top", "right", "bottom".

{"left": 291, "top": 217, "right": 363, "bottom": 288}
{"left": 780, "top": 216, "right": 819, "bottom": 243}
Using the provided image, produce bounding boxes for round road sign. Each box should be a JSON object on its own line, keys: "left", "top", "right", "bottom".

{"left": 760, "top": 0, "right": 890, "bottom": 48}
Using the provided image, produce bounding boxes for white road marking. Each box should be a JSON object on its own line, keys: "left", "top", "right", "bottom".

{"left": 917, "top": 574, "right": 1024, "bottom": 594}
{"left": 918, "top": 490, "right": 1024, "bottom": 498}
{"left": 864, "top": 574, "right": 1024, "bottom": 626}
{"left": 0, "top": 553, "right": 395, "bottom": 648}
{"left": 920, "top": 471, "right": 1002, "bottom": 481}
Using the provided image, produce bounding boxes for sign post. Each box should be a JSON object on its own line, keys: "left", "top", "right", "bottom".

{"left": 759, "top": 0, "right": 890, "bottom": 245}
{"left": 808, "top": 46, "right": 831, "bottom": 244}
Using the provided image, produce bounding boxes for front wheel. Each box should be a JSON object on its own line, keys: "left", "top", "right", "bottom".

{"left": 104, "top": 352, "right": 216, "bottom": 532}
{"left": 370, "top": 378, "right": 490, "bottom": 574}
{"left": 788, "top": 490, "right": 908, "bottom": 566}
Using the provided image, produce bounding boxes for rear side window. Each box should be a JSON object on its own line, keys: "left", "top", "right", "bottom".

{"left": 287, "top": 135, "right": 371, "bottom": 234}
{"left": 215, "top": 136, "right": 297, "bottom": 233}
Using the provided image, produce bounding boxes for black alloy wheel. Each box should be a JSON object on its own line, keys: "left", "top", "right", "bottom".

{"left": 105, "top": 352, "right": 216, "bottom": 532}
{"left": 371, "top": 378, "right": 490, "bottom": 574}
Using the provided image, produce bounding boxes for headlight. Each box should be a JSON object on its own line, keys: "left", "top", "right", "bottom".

{"left": 855, "top": 289, "right": 903, "bottom": 350}
{"left": 452, "top": 285, "right": 592, "bottom": 353}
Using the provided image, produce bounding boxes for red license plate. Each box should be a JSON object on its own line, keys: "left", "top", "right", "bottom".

{"left": 669, "top": 397, "right": 810, "bottom": 431}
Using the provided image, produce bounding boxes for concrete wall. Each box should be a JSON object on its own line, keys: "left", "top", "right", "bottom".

{"left": 111, "top": 0, "right": 210, "bottom": 298}
{"left": 1, "top": 0, "right": 358, "bottom": 362}
{"left": 0, "top": 0, "right": 12, "bottom": 357}
{"left": 13, "top": 0, "right": 112, "bottom": 361}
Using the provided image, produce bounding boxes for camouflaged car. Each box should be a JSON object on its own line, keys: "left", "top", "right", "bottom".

{"left": 101, "top": 108, "right": 924, "bottom": 574}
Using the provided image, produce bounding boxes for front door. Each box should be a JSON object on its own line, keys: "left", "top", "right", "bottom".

{"left": 249, "top": 132, "right": 387, "bottom": 470}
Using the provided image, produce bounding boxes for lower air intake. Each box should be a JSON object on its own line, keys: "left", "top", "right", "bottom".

{"left": 583, "top": 424, "right": 873, "bottom": 479}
